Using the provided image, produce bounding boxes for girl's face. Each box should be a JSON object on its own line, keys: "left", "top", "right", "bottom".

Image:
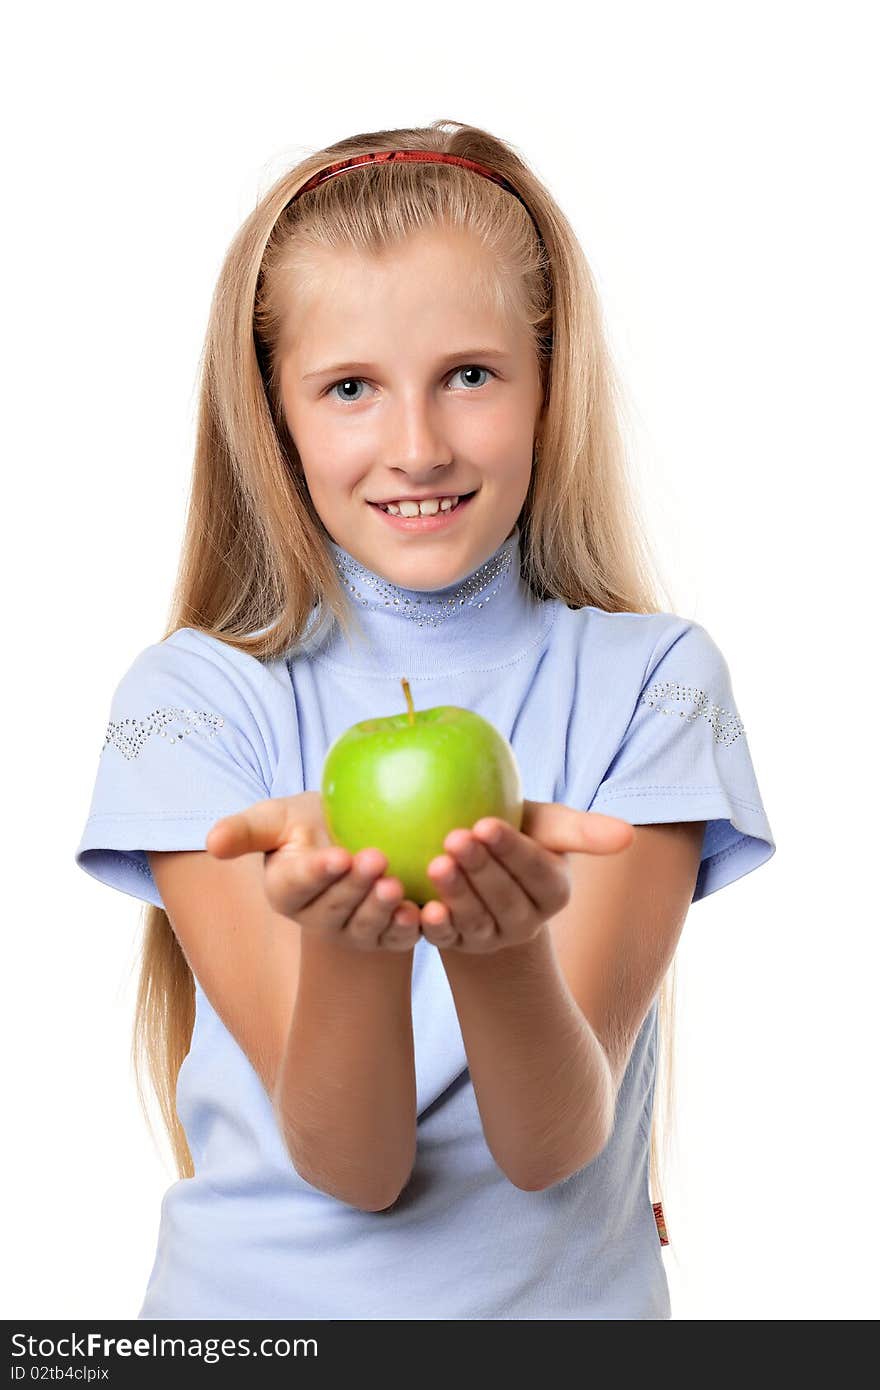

{"left": 278, "top": 228, "right": 545, "bottom": 591}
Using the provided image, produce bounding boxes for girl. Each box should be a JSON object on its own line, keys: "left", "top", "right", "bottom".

{"left": 74, "top": 121, "right": 776, "bottom": 1320}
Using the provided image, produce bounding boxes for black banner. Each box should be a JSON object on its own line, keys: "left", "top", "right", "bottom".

{"left": 4, "top": 1320, "right": 565, "bottom": 1383}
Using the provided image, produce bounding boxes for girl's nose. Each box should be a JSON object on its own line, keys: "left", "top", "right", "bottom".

{"left": 381, "top": 400, "right": 455, "bottom": 467}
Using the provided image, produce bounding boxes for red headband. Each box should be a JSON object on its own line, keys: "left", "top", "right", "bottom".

{"left": 286, "top": 150, "right": 544, "bottom": 245}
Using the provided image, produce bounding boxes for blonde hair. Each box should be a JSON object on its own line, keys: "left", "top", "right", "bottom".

{"left": 132, "top": 120, "right": 681, "bottom": 1221}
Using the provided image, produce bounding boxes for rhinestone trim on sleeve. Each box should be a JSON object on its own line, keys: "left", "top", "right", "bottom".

{"left": 640, "top": 680, "right": 746, "bottom": 746}
{"left": 102, "top": 707, "right": 226, "bottom": 760}
{"left": 331, "top": 544, "right": 514, "bottom": 629}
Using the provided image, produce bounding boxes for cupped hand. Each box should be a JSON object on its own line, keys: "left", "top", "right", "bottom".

{"left": 419, "top": 799, "right": 635, "bottom": 955}
{"left": 205, "top": 791, "right": 423, "bottom": 953}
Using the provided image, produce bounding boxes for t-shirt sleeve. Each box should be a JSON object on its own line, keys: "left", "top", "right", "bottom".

{"left": 587, "top": 619, "right": 776, "bottom": 901}
{"left": 74, "top": 628, "right": 278, "bottom": 908}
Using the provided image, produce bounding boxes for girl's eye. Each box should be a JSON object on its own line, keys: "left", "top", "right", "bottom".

{"left": 324, "top": 364, "right": 495, "bottom": 405}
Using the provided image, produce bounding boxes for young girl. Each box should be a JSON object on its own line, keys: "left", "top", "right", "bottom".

{"left": 74, "top": 122, "right": 776, "bottom": 1320}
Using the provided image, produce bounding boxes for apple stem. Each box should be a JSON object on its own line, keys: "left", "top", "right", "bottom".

{"left": 401, "top": 677, "right": 416, "bottom": 725}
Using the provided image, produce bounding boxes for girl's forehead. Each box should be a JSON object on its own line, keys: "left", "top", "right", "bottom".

{"left": 289, "top": 299, "right": 524, "bottom": 375}
{"left": 293, "top": 228, "right": 505, "bottom": 299}
{"left": 289, "top": 251, "right": 518, "bottom": 338}
{"left": 277, "top": 232, "right": 527, "bottom": 364}
{"left": 297, "top": 255, "right": 500, "bottom": 312}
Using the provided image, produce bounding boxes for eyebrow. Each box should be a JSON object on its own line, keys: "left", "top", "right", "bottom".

{"left": 301, "top": 347, "right": 513, "bottom": 382}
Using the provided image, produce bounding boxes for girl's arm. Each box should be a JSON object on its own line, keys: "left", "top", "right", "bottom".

{"left": 439, "top": 926, "right": 613, "bottom": 1190}
{"left": 148, "top": 838, "right": 418, "bottom": 1215}
{"left": 192, "top": 791, "right": 421, "bottom": 1212}
{"left": 275, "top": 934, "right": 417, "bottom": 1212}
{"left": 436, "top": 819, "right": 705, "bottom": 1191}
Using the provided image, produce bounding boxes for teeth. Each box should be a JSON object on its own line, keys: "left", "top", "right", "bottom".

{"left": 380, "top": 495, "right": 460, "bottom": 516}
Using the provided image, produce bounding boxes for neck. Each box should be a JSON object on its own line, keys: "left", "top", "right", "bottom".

{"left": 301, "top": 524, "right": 549, "bottom": 678}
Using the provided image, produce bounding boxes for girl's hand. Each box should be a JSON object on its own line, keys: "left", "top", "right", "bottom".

{"left": 419, "top": 800, "right": 635, "bottom": 955}
{"left": 205, "top": 791, "right": 423, "bottom": 954}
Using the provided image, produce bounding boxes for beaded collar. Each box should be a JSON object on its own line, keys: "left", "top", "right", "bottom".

{"left": 302, "top": 524, "right": 552, "bottom": 678}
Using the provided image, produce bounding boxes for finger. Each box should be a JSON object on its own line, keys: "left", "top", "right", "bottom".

{"left": 425, "top": 855, "right": 497, "bottom": 945}
{"left": 268, "top": 847, "right": 382, "bottom": 927}
{"left": 420, "top": 903, "right": 459, "bottom": 949}
{"left": 343, "top": 877, "right": 413, "bottom": 951}
{"left": 262, "top": 842, "right": 351, "bottom": 918}
{"left": 470, "top": 820, "right": 569, "bottom": 918}
{"left": 519, "top": 800, "right": 635, "bottom": 855}
{"left": 444, "top": 828, "right": 538, "bottom": 921}
{"left": 378, "top": 898, "right": 423, "bottom": 952}
{"left": 206, "top": 799, "right": 322, "bottom": 859}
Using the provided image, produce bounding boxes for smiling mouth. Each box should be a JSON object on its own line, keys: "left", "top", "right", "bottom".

{"left": 368, "top": 490, "right": 477, "bottom": 515}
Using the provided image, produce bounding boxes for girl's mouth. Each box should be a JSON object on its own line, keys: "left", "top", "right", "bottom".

{"left": 366, "top": 490, "right": 478, "bottom": 533}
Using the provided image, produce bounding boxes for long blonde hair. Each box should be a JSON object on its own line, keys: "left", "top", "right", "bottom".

{"left": 133, "top": 120, "right": 680, "bottom": 1217}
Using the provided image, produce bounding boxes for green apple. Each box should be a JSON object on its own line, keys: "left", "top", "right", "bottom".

{"left": 321, "top": 678, "right": 523, "bottom": 906}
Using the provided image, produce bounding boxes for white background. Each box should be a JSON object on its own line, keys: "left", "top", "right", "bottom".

{"left": 4, "top": 0, "right": 876, "bottom": 1322}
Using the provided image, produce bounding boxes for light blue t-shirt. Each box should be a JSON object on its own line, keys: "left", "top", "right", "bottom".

{"left": 74, "top": 524, "right": 775, "bottom": 1320}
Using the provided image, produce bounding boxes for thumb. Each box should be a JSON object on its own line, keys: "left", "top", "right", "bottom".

{"left": 520, "top": 799, "right": 635, "bottom": 856}
{"left": 206, "top": 797, "right": 325, "bottom": 859}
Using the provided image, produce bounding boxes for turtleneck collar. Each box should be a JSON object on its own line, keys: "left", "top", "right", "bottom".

{"left": 302, "top": 524, "right": 551, "bottom": 678}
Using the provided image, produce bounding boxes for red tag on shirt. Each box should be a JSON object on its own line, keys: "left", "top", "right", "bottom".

{"left": 652, "top": 1201, "right": 669, "bottom": 1246}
